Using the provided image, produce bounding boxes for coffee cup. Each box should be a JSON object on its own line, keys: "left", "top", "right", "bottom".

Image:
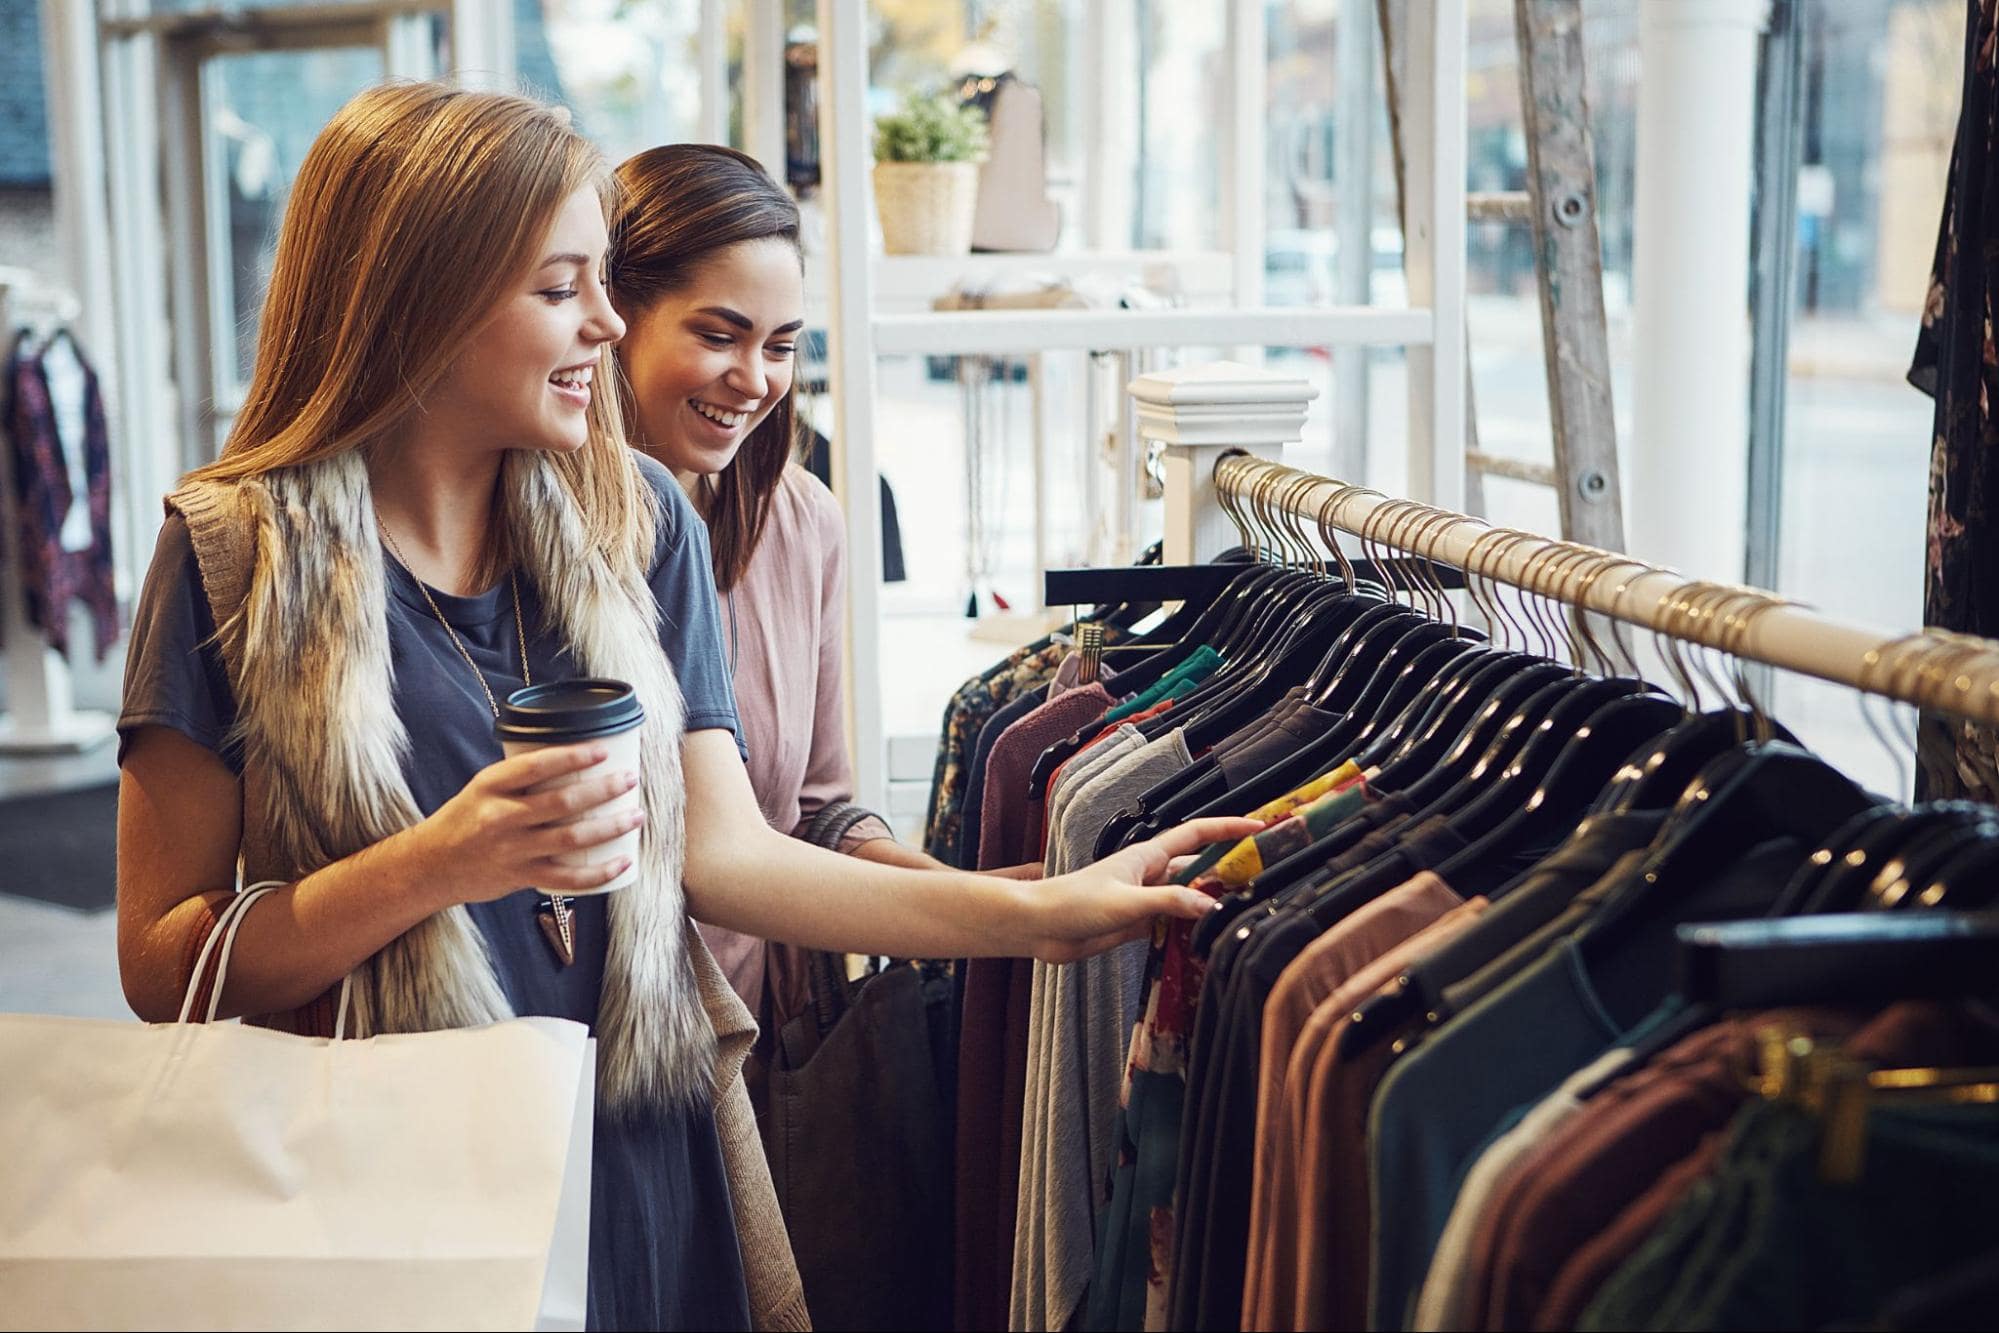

{"left": 496, "top": 679, "right": 646, "bottom": 894}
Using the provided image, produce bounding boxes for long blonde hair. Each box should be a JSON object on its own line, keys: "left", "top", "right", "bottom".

{"left": 188, "top": 80, "right": 652, "bottom": 575}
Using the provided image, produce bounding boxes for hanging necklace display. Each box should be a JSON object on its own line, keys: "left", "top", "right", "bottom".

{"left": 377, "top": 514, "right": 578, "bottom": 968}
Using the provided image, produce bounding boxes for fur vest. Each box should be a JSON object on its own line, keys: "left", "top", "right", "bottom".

{"left": 166, "top": 448, "right": 809, "bottom": 1331}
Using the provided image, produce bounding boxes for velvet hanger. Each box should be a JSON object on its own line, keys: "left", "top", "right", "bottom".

{"left": 1432, "top": 691, "right": 1682, "bottom": 892}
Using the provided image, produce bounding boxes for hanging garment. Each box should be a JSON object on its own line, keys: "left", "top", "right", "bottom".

{"left": 1912, "top": 0, "right": 1999, "bottom": 801}
{"left": 763, "top": 954, "right": 957, "bottom": 1331}
{"left": 3, "top": 329, "right": 117, "bottom": 659}
{"left": 943, "top": 527, "right": 1999, "bottom": 1333}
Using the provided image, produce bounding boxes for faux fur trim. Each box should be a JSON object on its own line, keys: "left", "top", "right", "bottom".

{"left": 171, "top": 448, "right": 714, "bottom": 1109}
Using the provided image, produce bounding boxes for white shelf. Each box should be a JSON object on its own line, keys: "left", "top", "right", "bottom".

{"left": 804, "top": 248, "right": 1238, "bottom": 324}
{"left": 868, "top": 304, "right": 1433, "bottom": 357}
{"left": 871, "top": 249, "right": 1235, "bottom": 301}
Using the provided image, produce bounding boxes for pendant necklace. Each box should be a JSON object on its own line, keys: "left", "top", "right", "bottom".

{"left": 378, "top": 515, "right": 577, "bottom": 968}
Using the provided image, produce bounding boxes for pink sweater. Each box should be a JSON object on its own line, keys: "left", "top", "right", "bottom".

{"left": 695, "top": 465, "right": 890, "bottom": 1019}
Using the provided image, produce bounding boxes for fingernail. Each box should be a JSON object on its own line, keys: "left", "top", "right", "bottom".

{"left": 590, "top": 743, "right": 609, "bottom": 762}
{"left": 623, "top": 770, "right": 641, "bottom": 789}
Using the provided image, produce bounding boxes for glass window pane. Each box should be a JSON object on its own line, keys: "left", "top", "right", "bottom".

{"left": 201, "top": 44, "right": 385, "bottom": 397}
{"left": 1766, "top": 0, "right": 1955, "bottom": 793}
{"left": 525, "top": 0, "right": 705, "bottom": 165}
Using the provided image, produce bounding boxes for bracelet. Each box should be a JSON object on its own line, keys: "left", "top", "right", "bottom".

{"left": 802, "top": 801, "right": 888, "bottom": 851}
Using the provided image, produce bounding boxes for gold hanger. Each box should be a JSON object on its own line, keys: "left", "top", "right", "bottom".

{"left": 1458, "top": 524, "right": 1511, "bottom": 650}
{"left": 1565, "top": 551, "right": 1655, "bottom": 680}
{"left": 1215, "top": 453, "right": 1256, "bottom": 555}
{"left": 1858, "top": 632, "right": 1932, "bottom": 797}
{"left": 1279, "top": 470, "right": 1322, "bottom": 570}
{"left": 1405, "top": 506, "right": 1470, "bottom": 634}
{"left": 1648, "top": 578, "right": 1707, "bottom": 714}
{"left": 1313, "top": 480, "right": 1362, "bottom": 591}
{"left": 1480, "top": 529, "right": 1542, "bottom": 655}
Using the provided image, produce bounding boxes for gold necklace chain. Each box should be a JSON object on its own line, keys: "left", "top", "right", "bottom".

{"left": 376, "top": 514, "right": 531, "bottom": 719}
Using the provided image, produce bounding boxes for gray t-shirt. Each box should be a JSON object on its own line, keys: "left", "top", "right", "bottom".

{"left": 1014, "top": 728, "right": 1194, "bottom": 1333}
{"left": 117, "top": 453, "right": 753, "bottom": 1331}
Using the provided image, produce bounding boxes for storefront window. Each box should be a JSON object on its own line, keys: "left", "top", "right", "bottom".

{"left": 1765, "top": 0, "right": 1956, "bottom": 791}
{"left": 202, "top": 45, "right": 387, "bottom": 393}
{"left": 528, "top": 0, "right": 707, "bottom": 165}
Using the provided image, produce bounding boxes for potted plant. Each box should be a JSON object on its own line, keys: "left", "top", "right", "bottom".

{"left": 872, "top": 92, "right": 990, "bottom": 256}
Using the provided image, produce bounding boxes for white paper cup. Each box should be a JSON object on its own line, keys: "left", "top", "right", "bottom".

{"left": 497, "top": 680, "right": 646, "bottom": 895}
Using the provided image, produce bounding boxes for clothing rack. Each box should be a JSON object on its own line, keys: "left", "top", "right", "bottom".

{"left": 0, "top": 275, "right": 115, "bottom": 753}
{"left": 1138, "top": 360, "right": 1999, "bottom": 730}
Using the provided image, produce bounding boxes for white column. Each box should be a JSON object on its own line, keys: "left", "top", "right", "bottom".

{"left": 1333, "top": 0, "right": 1376, "bottom": 482}
{"left": 741, "top": 0, "right": 787, "bottom": 173}
{"left": 1398, "top": 0, "right": 1467, "bottom": 513}
{"left": 1130, "top": 361, "right": 1319, "bottom": 564}
{"left": 1224, "top": 0, "right": 1268, "bottom": 366}
{"left": 1631, "top": 0, "right": 1768, "bottom": 580}
{"left": 696, "top": 0, "right": 728, "bottom": 145}
{"left": 1082, "top": 0, "right": 1137, "bottom": 250}
{"left": 816, "top": 0, "right": 886, "bottom": 812}
{"left": 449, "top": 0, "right": 516, "bottom": 88}
{"left": 101, "top": 25, "right": 174, "bottom": 568}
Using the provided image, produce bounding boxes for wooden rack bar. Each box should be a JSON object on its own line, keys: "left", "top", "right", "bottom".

{"left": 1211, "top": 454, "right": 1999, "bottom": 727}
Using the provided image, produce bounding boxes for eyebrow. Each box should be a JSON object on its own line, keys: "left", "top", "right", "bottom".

{"left": 538, "top": 252, "right": 597, "bottom": 270}
{"left": 695, "top": 305, "right": 806, "bottom": 336}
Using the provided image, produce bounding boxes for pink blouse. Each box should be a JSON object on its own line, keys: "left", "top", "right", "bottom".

{"left": 695, "top": 465, "right": 890, "bottom": 1020}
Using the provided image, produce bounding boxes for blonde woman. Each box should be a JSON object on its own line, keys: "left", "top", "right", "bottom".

{"left": 114, "top": 83, "right": 1239, "bottom": 1330}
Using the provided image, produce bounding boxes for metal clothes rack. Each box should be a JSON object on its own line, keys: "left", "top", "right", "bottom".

{"left": 1202, "top": 452, "right": 1999, "bottom": 730}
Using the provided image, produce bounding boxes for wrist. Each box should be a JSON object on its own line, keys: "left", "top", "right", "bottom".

{"left": 980, "top": 874, "right": 1047, "bottom": 958}
{"left": 382, "top": 824, "right": 465, "bottom": 916}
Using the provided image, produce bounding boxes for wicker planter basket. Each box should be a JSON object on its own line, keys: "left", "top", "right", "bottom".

{"left": 873, "top": 160, "right": 982, "bottom": 256}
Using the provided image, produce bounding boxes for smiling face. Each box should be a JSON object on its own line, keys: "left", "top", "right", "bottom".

{"left": 618, "top": 237, "right": 804, "bottom": 487}
{"left": 420, "top": 185, "right": 627, "bottom": 456}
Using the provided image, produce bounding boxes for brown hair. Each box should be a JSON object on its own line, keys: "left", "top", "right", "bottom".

{"left": 611, "top": 144, "right": 802, "bottom": 592}
{"left": 188, "top": 81, "right": 653, "bottom": 582}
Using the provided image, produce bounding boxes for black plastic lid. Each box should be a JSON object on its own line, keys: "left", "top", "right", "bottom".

{"left": 495, "top": 678, "right": 644, "bottom": 744}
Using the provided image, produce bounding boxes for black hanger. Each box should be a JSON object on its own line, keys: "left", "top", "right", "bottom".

{"left": 1342, "top": 637, "right": 1494, "bottom": 771}
{"left": 1912, "top": 834, "right": 1999, "bottom": 912}
{"left": 1867, "top": 810, "right": 1999, "bottom": 910}
{"left": 1802, "top": 802, "right": 1987, "bottom": 915}
{"left": 1595, "top": 708, "right": 1801, "bottom": 816}
{"left": 1134, "top": 577, "right": 1373, "bottom": 744}
{"left": 1411, "top": 677, "right": 1652, "bottom": 835}
{"left": 1123, "top": 603, "right": 1424, "bottom": 828}
{"left": 1766, "top": 803, "right": 1903, "bottom": 917}
{"left": 1021, "top": 565, "right": 1282, "bottom": 798}
{"left": 1578, "top": 901, "right": 1999, "bottom": 1102}
{"left": 1365, "top": 652, "right": 1548, "bottom": 789}
{"left": 1242, "top": 625, "right": 1487, "bottom": 789}
{"left": 1432, "top": 692, "right": 1682, "bottom": 892}
{"left": 1391, "top": 674, "right": 1620, "bottom": 827}
{"left": 1587, "top": 742, "right": 1877, "bottom": 953}
{"left": 1182, "top": 617, "right": 1459, "bottom": 759}
{"left": 1137, "top": 611, "right": 1445, "bottom": 831}
{"left": 1677, "top": 910, "right": 1999, "bottom": 1008}
{"left": 1100, "top": 594, "right": 1394, "bottom": 830}
{"left": 1227, "top": 666, "right": 1589, "bottom": 895}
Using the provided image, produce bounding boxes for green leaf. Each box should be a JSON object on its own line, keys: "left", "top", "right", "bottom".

{"left": 872, "top": 90, "right": 990, "bottom": 163}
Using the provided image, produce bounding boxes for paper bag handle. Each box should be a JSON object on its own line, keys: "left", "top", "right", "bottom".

{"left": 175, "top": 881, "right": 355, "bottom": 1037}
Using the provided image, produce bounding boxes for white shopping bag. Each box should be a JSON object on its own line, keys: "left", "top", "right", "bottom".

{"left": 0, "top": 885, "right": 595, "bottom": 1331}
